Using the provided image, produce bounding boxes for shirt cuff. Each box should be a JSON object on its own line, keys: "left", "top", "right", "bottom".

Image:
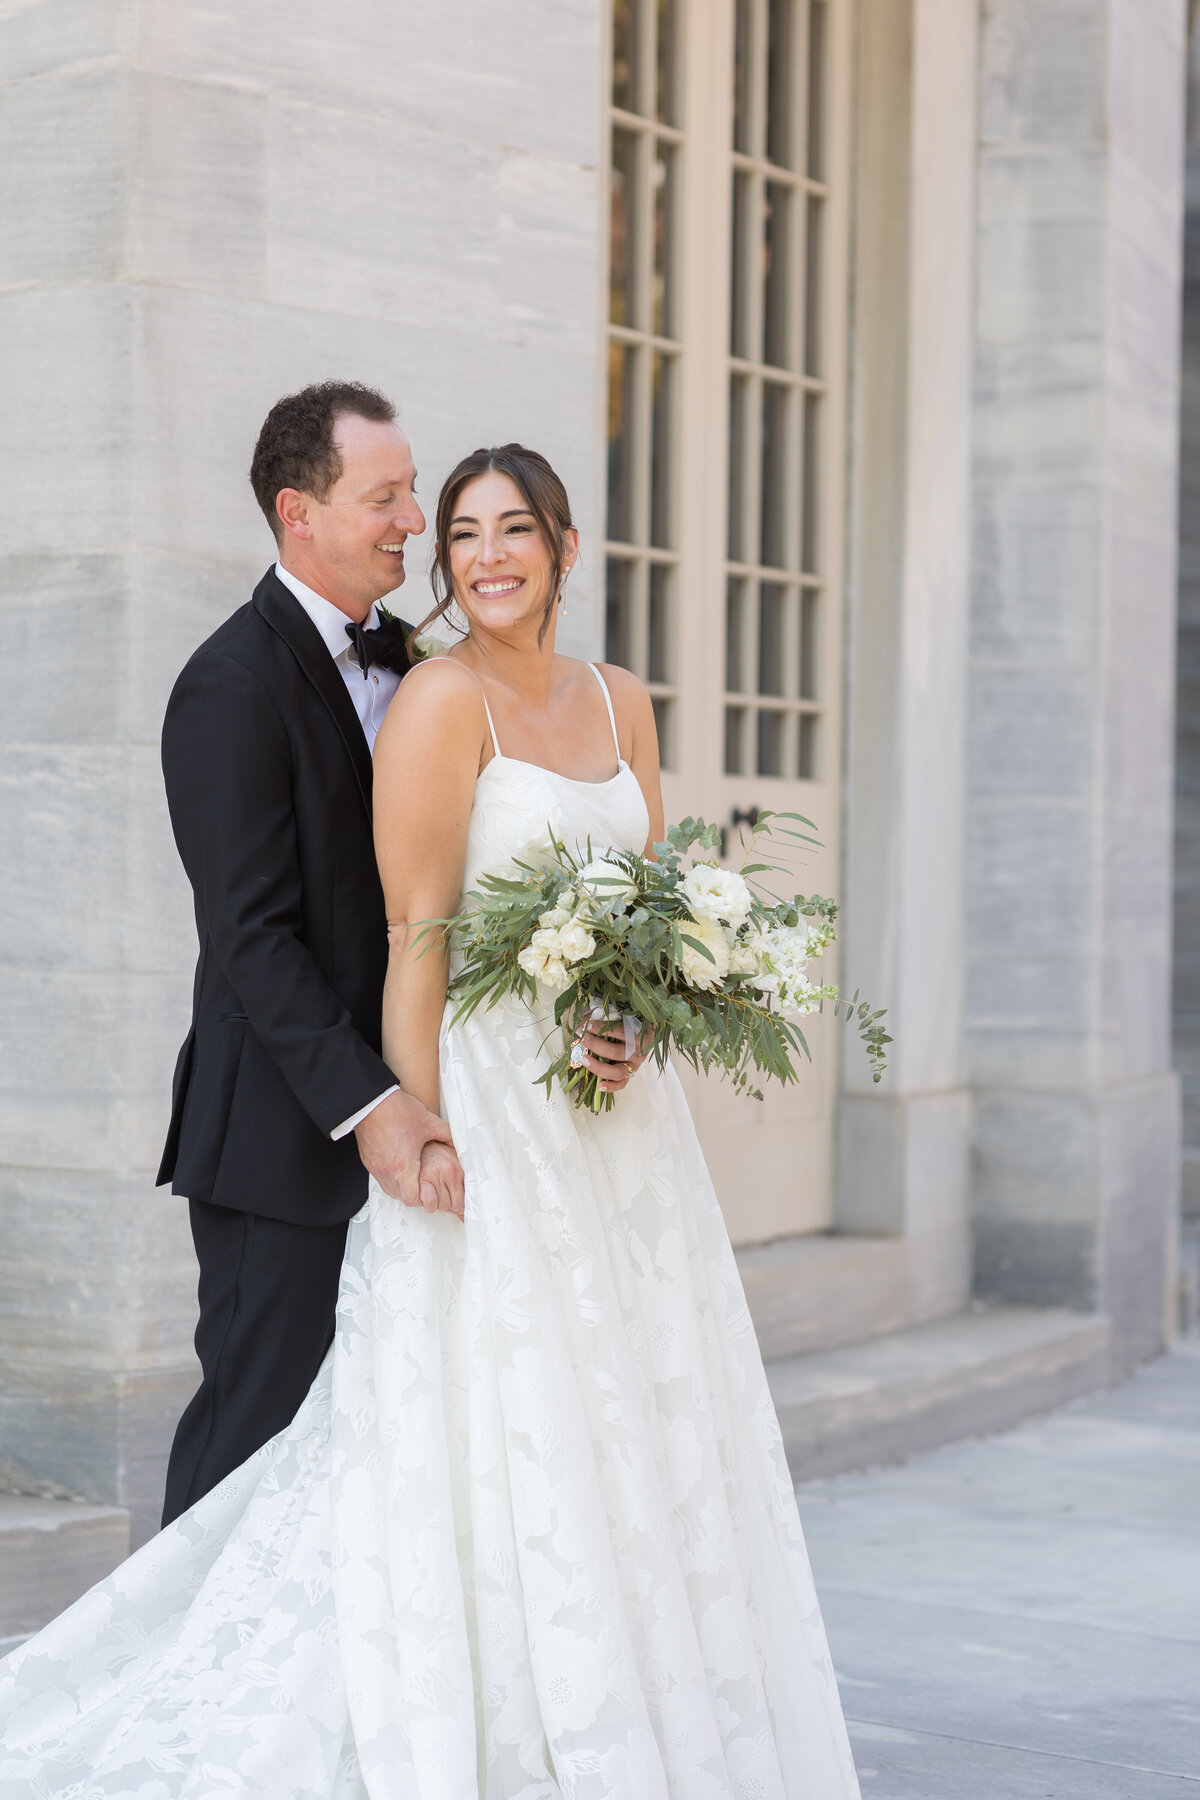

{"left": 331, "top": 1085, "right": 400, "bottom": 1141}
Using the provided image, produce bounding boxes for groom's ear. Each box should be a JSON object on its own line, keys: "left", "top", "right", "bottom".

{"left": 276, "top": 487, "right": 314, "bottom": 541}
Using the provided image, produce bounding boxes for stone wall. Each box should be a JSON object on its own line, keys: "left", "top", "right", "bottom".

{"left": 1174, "top": 11, "right": 1200, "bottom": 1221}
{"left": 0, "top": 0, "right": 605, "bottom": 1542}
{"left": 968, "top": 0, "right": 1185, "bottom": 1370}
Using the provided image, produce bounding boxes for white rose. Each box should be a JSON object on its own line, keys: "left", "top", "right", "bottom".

{"left": 516, "top": 926, "right": 572, "bottom": 991}
{"left": 680, "top": 863, "right": 753, "bottom": 930}
{"left": 577, "top": 857, "right": 639, "bottom": 910}
{"left": 679, "top": 915, "right": 731, "bottom": 991}
{"left": 539, "top": 902, "right": 574, "bottom": 929}
{"left": 557, "top": 919, "right": 596, "bottom": 964}
{"left": 410, "top": 631, "right": 453, "bottom": 661}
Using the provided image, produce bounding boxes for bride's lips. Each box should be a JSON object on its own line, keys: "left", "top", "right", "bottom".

{"left": 471, "top": 577, "right": 525, "bottom": 596}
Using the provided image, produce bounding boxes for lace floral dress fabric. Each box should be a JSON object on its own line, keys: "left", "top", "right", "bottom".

{"left": 0, "top": 738, "right": 860, "bottom": 1799}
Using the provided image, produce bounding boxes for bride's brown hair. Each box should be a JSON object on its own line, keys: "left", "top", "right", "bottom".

{"left": 414, "top": 444, "right": 574, "bottom": 649}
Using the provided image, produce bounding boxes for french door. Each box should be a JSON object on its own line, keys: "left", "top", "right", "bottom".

{"left": 604, "top": 0, "right": 851, "bottom": 1243}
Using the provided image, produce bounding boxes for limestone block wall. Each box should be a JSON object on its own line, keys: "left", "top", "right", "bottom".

{"left": 1174, "top": 15, "right": 1200, "bottom": 1219}
{"left": 0, "top": 0, "right": 605, "bottom": 1543}
{"left": 968, "top": 0, "right": 1185, "bottom": 1369}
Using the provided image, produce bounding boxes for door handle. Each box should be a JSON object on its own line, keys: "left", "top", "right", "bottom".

{"left": 720, "top": 804, "right": 762, "bottom": 859}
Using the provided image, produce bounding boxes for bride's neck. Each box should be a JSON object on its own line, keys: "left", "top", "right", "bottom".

{"left": 456, "top": 621, "right": 559, "bottom": 703}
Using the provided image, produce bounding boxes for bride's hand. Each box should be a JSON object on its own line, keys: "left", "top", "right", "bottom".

{"left": 418, "top": 1139, "right": 466, "bottom": 1220}
{"left": 578, "top": 1023, "right": 654, "bottom": 1094}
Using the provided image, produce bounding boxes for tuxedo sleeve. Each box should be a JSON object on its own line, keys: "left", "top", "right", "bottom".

{"left": 162, "top": 653, "right": 397, "bottom": 1136}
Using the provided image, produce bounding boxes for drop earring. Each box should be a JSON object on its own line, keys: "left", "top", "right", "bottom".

{"left": 558, "top": 564, "right": 571, "bottom": 619}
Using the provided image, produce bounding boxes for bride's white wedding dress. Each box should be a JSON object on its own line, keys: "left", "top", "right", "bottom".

{"left": 0, "top": 666, "right": 859, "bottom": 1799}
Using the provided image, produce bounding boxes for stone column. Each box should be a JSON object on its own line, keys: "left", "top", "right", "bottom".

{"left": 0, "top": 0, "right": 604, "bottom": 1543}
{"left": 969, "top": 0, "right": 1185, "bottom": 1371}
{"left": 837, "top": 0, "right": 978, "bottom": 1326}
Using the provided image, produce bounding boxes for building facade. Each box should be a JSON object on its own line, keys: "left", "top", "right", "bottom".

{"left": 0, "top": 0, "right": 1188, "bottom": 1551}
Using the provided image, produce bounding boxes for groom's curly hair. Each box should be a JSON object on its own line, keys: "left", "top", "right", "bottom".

{"left": 250, "top": 380, "right": 396, "bottom": 539}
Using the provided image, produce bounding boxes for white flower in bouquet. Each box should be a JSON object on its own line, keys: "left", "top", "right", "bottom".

{"left": 517, "top": 926, "right": 571, "bottom": 991}
{"left": 680, "top": 915, "right": 731, "bottom": 991}
{"left": 728, "top": 939, "right": 760, "bottom": 977}
{"left": 746, "top": 923, "right": 826, "bottom": 1014}
{"left": 680, "top": 863, "right": 753, "bottom": 931}
{"left": 557, "top": 918, "right": 596, "bottom": 964}
{"left": 539, "top": 899, "right": 575, "bottom": 929}
{"left": 577, "top": 857, "right": 639, "bottom": 910}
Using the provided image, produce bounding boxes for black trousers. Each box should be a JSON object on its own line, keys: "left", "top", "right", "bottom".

{"left": 161, "top": 1199, "right": 348, "bottom": 1528}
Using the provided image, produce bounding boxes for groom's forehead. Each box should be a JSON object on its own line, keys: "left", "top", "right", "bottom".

{"left": 332, "top": 415, "right": 415, "bottom": 487}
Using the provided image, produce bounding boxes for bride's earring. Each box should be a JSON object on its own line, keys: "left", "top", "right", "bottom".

{"left": 559, "top": 563, "right": 571, "bottom": 618}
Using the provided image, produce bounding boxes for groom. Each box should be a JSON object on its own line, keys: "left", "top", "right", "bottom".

{"left": 157, "top": 380, "right": 463, "bottom": 1526}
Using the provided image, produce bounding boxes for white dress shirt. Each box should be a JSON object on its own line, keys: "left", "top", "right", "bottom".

{"left": 274, "top": 561, "right": 401, "bottom": 1139}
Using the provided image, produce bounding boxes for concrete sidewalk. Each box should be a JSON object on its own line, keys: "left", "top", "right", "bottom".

{"left": 800, "top": 1337, "right": 1200, "bottom": 1798}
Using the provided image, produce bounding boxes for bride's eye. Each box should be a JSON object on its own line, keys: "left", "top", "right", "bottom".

{"left": 450, "top": 529, "right": 475, "bottom": 543}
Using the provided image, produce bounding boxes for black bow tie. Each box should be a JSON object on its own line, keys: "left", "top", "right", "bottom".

{"left": 345, "top": 614, "right": 411, "bottom": 680}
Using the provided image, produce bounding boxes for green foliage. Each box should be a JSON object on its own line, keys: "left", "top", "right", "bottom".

{"left": 421, "top": 812, "right": 890, "bottom": 1111}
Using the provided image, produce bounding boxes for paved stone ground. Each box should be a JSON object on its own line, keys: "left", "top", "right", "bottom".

{"left": 799, "top": 1338, "right": 1200, "bottom": 1798}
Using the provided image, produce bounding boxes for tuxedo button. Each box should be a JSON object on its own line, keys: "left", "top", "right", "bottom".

{"left": 372, "top": 674, "right": 379, "bottom": 685}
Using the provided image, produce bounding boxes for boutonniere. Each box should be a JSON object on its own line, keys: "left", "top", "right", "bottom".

{"left": 382, "top": 606, "right": 452, "bottom": 664}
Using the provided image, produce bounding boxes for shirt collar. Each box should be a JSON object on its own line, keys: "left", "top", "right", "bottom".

{"left": 274, "top": 561, "right": 379, "bottom": 662}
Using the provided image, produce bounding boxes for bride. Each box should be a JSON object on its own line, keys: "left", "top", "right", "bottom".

{"left": 0, "top": 444, "right": 860, "bottom": 1799}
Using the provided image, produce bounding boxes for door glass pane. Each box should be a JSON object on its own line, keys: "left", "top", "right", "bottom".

{"left": 652, "top": 695, "right": 674, "bottom": 767}
{"left": 650, "top": 351, "right": 674, "bottom": 548}
{"left": 733, "top": 0, "right": 753, "bottom": 154}
{"left": 648, "top": 562, "right": 671, "bottom": 682}
{"left": 757, "top": 708, "right": 785, "bottom": 776}
{"left": 610, "top": 128, "right": 638, "bottom": 328}
{"left": 804, "top": 196, "right": 822, "bottom": 375}
{"left": 798, "top": 710, "right": 817, "bottom": 779}
{"left": 605, "top": 557, "right": 635, "bottom": 667}
{"left": 758, "top": 581, "right": 786, "bottom": 695}
{"left": 728, "top": 374, "right": 750, "bottom": 561}
{"left": 725, "top": 705, "right": 747, "bottom": 774}
{"left": 807, "top": 0, "right": 826, "bottom": 180}
{"left": 760, "top": 381, "right": 792, "bottom": 570}
{"left": 607, "top": 342, "right": 637, "bottom": 543}
{"left": 612, "top": 0, "right": 639, "bottom": 113}
{"left": 653, "top": 142, "right": 678, "bottom": 337}
{"left": 730, "top": 170, "right": 753, "bottom": 359}
{"left": 801, "top": 392, "right": 820, "bottom": 572}
{"left": 763, "top": 181, "right": 792, "bottom": 369}
{"left": 725, "top": 576, "right": 747, "bottom": 690}
{"left": 799, "top": 588, "right": 818, "bottom": 697}
{"left": 656, "top": 0, "right": 679, "bottom": 124}
{"left": 766, "top": 0, "right": 794, "bottom": 169}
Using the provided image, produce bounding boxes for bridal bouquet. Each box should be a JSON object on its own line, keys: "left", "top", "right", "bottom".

{"left": 437, "top": 813, "right": 889, "bottom": 1112}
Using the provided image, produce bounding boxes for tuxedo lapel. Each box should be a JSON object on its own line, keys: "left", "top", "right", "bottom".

{"left": 253, "top": 569, "right": 375, "bottom": 820}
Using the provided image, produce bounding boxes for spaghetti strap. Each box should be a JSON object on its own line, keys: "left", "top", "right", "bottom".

{"left": 478, "top": 687, "right": 502, "bottom": 760}
{"left": 588, "top": 663, "right": 622, "bottom": 762}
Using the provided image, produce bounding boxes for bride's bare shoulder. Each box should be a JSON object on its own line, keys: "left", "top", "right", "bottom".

{"left": 376, "top": 653, "right": 486, "bottom": 757}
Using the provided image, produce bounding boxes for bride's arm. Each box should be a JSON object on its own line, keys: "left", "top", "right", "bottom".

{"left": 372, "top": 659, "right": 486, "bottom": 1119}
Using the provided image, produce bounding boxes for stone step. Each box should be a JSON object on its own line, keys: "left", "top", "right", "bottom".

{"left": 0, "top": 1495, "right": 129, "bottom": 1642}
{"left": 767, "top": 1303, "right": 1113, "bottom": 1482}
{"left": 736, "top": 1232, "right": 909, "bottom": 1361}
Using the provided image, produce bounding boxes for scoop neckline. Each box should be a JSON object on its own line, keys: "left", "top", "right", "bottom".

{"left": 479, "top": 753, "right": 631, "bottom": 790}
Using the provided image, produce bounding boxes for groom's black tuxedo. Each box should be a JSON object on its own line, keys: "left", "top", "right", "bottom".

{"left": 157, "top": 566, "right": 412, "bottom": 1523}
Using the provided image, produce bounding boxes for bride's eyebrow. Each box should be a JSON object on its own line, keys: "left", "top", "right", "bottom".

{"left": 449, "top": 509, "right": 535, "bottom": 525}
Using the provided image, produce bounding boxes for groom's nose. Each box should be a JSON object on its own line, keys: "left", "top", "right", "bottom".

{"left": 395, "top": 494, "right": 425, "bottom": 536}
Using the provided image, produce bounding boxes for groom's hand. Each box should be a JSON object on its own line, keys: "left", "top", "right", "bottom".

{"left": 353, "top": 1089, "right": 456, "bottom": 1210}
